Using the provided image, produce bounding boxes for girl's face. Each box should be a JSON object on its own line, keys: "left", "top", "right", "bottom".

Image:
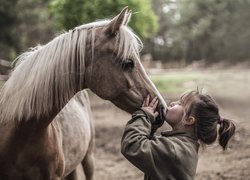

{"left": 165, "top": 100, "right": 185, "bottom": 127}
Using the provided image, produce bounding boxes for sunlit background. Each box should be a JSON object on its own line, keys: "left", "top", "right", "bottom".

{"left": 0, "top": 0, "right": 249, "bottom": 179}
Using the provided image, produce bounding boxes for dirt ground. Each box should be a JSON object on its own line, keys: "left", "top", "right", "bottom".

{"left": 89, "top": 69, "right": 250, "bottom": 180}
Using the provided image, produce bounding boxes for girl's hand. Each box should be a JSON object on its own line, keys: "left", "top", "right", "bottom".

{"left": 141, "top": 95, "right": 159, "bottom": 119}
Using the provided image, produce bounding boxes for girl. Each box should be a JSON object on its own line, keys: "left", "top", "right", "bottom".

{"left": 121, "top": 90, "right": 236, "bottom": 180}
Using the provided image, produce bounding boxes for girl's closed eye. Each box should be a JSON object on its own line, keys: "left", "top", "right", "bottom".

{"left": 170, "top": 101, "right": 181, "bottom": 107}
{"left": 169, "top": 102, "right": 175, "bottom": 107}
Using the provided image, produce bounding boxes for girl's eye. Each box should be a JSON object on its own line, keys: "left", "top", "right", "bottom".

{"left": 121, "top": 59, "right": 134, "bottom": 70}
{"left": 170, "top": 101, "right": 181, "bottom": 107}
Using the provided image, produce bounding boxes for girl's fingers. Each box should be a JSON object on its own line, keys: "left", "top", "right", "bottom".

{"left": 143, "top": 95, "right": 159, "bottom": 110}
{"left": 142, "top": 95, "right": 150, "bottom": 107}
{"left": 150, "top": 96, "right": 158, "bottom": 107}
{"left": 152, "top": 99, "right": 159, "bottom": 110}
{"left": 145, "top": 94, "right": 150, "bottom": 106}
{"left": 142, "top": 99, "right": 145, "bottom": 106}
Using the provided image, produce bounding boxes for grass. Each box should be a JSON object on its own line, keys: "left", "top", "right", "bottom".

{"left": 150, "top": 72, "right": 205, "bottom": 93}
{"left": 149, "top": 69, "right": 250, "bottom": 101}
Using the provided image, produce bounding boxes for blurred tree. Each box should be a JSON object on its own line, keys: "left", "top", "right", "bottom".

{"left": 0, "top": 0, "right": 19, "bottom": 60}
{"left": 150, "top": 0, "right": 250, "bottom": 64}
{"left": 146, "top": 0, "right": 177, "bottom": 60}
{"left": 49, "top": 0, "right": 158, "bottom": 38}
{"left": 0, "top": 0, "right": 53, "bottom": 61}
{"left": 16, "top": 0, "right": 54, "bottom": 50}
{"left": 2, "top": 0, "right": 250, "bottom": 65}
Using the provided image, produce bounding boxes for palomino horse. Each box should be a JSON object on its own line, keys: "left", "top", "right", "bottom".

{"left": 0, "top": 7, "right": 167, "bottom": 180}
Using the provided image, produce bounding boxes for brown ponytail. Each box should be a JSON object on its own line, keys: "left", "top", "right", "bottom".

{"left": 218, "top": 118, "right": 236, "bottom": 150}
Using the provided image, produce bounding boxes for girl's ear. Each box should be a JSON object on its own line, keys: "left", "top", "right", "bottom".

{"left": 184, "top": 116, "right": 196, "bottom": 125}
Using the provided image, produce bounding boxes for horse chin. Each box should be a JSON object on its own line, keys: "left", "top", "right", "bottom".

{"left": 111, "top": 96, "right": 141, "bottom": 114}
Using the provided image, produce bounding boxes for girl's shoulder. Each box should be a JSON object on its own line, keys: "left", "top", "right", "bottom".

{"left": 159, "top": 131, "right": 199, "bottom": 152}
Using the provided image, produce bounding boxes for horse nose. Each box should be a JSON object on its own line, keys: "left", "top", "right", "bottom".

{"left": 153, "top": 104, "right": 166, "bottom": 126}
{"left": 157, "top": 104, "right": 166, "bottom": 120}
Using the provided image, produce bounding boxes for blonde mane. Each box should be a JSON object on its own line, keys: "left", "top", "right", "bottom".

{"left": 0, "top": 16, "right": 143, "bottom": 124}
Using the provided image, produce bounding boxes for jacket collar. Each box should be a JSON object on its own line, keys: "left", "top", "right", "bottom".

{"left": 161, "top": 130, "right": 198, "bottom": 141}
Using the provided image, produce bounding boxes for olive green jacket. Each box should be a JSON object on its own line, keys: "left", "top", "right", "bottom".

{"left": 121, "top": 110, "right": 199, "bottom": 180}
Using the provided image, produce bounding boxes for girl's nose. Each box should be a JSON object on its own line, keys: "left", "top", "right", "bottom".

{"left": 166, "top": 107, "right": 169, "bottom": 113}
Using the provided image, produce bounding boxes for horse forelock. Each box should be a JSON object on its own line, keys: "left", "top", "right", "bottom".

{"left": 117, "top": 26, "right": 143, "bottom": 62}
{"left": 0, "top": 16, "right": 142, "bottom": 124}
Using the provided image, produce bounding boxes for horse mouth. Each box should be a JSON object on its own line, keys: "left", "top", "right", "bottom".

{"left": 156, "top": 104, "right": 166, "bottom": 121}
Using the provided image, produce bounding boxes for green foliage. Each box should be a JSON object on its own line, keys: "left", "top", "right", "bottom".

{"left": 2, "top": 0, "right": 250, "bottom": 65}
{"left": 49, "top": 0, "right": 158, "bottom": 38}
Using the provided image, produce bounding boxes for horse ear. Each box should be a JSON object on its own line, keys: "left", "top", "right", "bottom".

{"left": 105, "top": 6, "right": 128, "bottom": 36}
{"left": 123, "top": 10, "right": 132, "bottom": 26}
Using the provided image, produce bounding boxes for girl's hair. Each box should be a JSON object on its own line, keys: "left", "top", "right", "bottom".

{"left": 180, "top": 90, "right": 236, "bottom": 150}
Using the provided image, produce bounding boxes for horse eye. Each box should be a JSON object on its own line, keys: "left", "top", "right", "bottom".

{"left": 122, "top": 59, "right": 134, "bottom": 70}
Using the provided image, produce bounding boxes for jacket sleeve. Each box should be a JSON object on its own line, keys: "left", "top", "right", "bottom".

{"left": 121, "top": 110, "right": 176, "bottom": 178}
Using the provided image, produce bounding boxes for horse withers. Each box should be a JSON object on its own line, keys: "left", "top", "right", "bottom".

{"left": 0, "top": 7, "right": 166, "bottom": 180}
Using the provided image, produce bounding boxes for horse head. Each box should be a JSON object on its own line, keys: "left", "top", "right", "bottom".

{"left": 82, "top": 7, "right": 167, "bottom": 114}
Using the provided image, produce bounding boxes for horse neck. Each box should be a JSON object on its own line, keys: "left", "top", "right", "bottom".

{"left": 0, "top": 29, "right": 91, "bottom": 126}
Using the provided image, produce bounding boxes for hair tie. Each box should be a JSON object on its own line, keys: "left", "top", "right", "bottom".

{"left": 218, "top": 117, "right": 224, "bottom": 125}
